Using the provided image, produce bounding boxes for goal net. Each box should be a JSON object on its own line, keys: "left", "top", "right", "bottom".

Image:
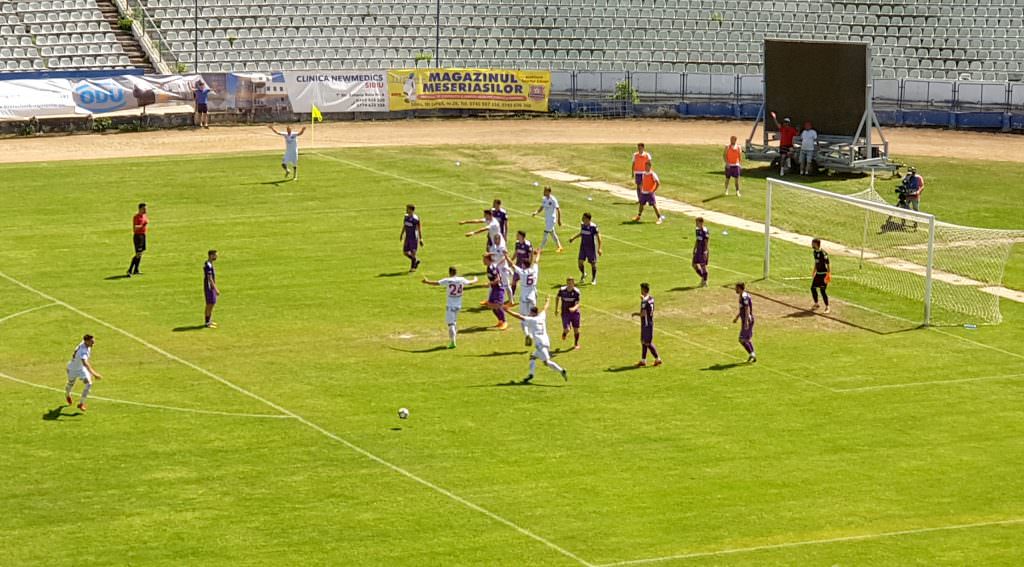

{"left": 764, "top": 178, "right": 1024, "bottom": 325}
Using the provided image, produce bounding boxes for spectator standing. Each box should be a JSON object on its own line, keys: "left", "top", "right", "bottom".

{"left": 193, "top": 80, "right": 213, "bottom": 129}
{"left": 723, "top": 135, "right": 742, "bottom": 196}
{"left": 770, "top": 113, "right": 798, "bottom": 174}
{"left": 799, "top": 121, "right": 818, "bottom": 175}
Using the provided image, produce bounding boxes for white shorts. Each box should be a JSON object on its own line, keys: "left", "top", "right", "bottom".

{"left": 500, "top": 267, "right": 513, "bottom": 286}
{"left": 283, "top": 151, "right": 298, "bottom": 166}
{"left": 532, "top": 341, "right": 551, "bottom": 362}
{"left": 66, "top": 368, "right": 91, "bottom": 384}
{"left": 445, "top": 304, "right": 461, "bottom": 326}
{"left": 545, "top": 220, "right": 557, "bottom": 232}
{"left": 519, "top": 294, "right": 536, "bottom": 315}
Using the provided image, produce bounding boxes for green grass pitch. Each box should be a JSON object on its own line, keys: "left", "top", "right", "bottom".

{"left": 1, "top": 143, "right": 1023, "bottom": 566}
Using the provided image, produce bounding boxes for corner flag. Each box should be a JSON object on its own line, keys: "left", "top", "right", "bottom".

{"left": 311, "top": 105, "right": 324, "bottom": 122}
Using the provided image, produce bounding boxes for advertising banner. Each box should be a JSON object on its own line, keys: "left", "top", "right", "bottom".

{"left": 0, "top": 74, "right": 203, "bottom": 119}
{"left": 388, "top": 68, "right": 550, "bottom": 112}
{"left": 0, "top": 79, "right": 76, "bottom": 118}
{"left": 282, "top": 70, "right": 388, "bottom": 113}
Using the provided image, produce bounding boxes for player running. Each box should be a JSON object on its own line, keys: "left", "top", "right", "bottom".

{"left": 733, "top": 282, "right": 757, "bottom": 363}
{"left": 811, "top": 238, "right": 831, "bottom": 314}
{"left": 422, "top": 267, "right": 478, "bottom": 349}
{"left": 510, "top": 230, "right": 533, "bottom": 296}
{"left": 531, "top": 186, "right": 563, "bottom": 252}
{"left": 692, "top": 217, "right": 710, "bottom": 287}
{"left": 126, "top": 202, "right": 148, "bottom": 277}
{"left": 400, "top": 204, "right": 424, "bottom": 273}
{"left": 569, "top": 212, "right": 602, "bottom": 285}
{"left": 482, "top": 254, "right": 508, "bottom": 329}
{"left": 631, "top": 282, "right": 662, "bottom": 367}
{"left": 504, "top": 297, "right": 568, "bottom": 384}
{"left": 268, "top": 125, "right": 305, "bottom": 180}
{"left": 505, "top": 248, "right": 541, "bottom": 347}
{"left": 633, "top": 161, "right": 665, "bottom": 224}
{"left": 555, "top": 277, "right": 582, "bottom": 349}
{"left": 64, "top": 334, "right": 104, "bottom": 412}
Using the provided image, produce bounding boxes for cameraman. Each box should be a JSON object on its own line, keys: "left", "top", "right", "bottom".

{"left": 893, "top": 167, "right": 924, "bottom": 230}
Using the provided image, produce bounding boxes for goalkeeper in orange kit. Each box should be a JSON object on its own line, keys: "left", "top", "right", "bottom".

{"left": 811, "top": 238, "right": 831, "bottom": 314}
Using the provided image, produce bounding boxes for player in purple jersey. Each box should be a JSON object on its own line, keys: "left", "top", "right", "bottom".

{"left": 733, "top": 282, "right": 757, "bottom": 362}
{"left": 203, "top": 249, "right": 219, "bottom": 328}
{"left": 555, "top": 277, "right": 582, "bottom": 349}
{"left": 692, "top": 216, "right": 710, "bottom": 287}
{"left": 492, "top": 199, "right": 509, "bottom": 245}
{"left": 483, "top": 254, "right": 508, "bottom": 330}
{"left": 631, "top": 282, "right": 662, "bottom": 367}
{"left": 400, "top": 204, "right": 424, "bottom": 273}
{"left": 510, "top": 230, "right": 533, "bottom": 295}
{"left": 568, "top": 212, "right": 603, "bottom": 285}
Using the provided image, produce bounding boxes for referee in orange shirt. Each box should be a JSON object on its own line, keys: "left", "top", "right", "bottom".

{"left": 127, "top": 202, "right": 148, "bottom": 277}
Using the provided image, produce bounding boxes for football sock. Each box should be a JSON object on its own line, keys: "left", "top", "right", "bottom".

{"left": 742, "top": 340, "right": 755, "bottom": 355}
{"left": 529, "top": 358, "right": 537, "bottom": 374}
{"left": 821, "top": 288, "right": 829, "bottom": 306}
{"left": 641, "top": 344, "right": 649, "bottom": 360}
{"left": 574, "top": 332, "right": 580, "bottom": 346}
{"left": 811, "top": 286, "right": 819, "bottom": 303}
{"left": 591, "top": 265, "right": 598, "bottom": 281}
{"left": 448, "top": 325, "right": 457, "bottom": 343}
{"left": 80, "top": 383, "right": 92, "bottom": 403}
{"left": 649, "top": 344, "right": 660, "bottom": 359}
{"left": 494, "top": 308, "right": 506, "bottom": 323}
{"left": 133, "top": 256, "right": 141, "bottom": 274}
{"left": 205, "top": 315, "right": 211, "bottom": 325}
{"left": 65, "top": 381, "right": 73, "bottom": 397}
{"left": 551, "top": 231, "right": 561, "bottom": 248}
{"left": 541, "top": 232, "right": 550, "bottom": 248}
{"left": 546, "top": 360, "right": 564, "bottom": 373}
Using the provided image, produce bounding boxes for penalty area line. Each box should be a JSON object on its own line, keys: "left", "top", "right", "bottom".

{"left": 0, "top": 269, "right": 594, "bottom": 567}
{"left": 0, "top": 370, "right": 293, "bottom": 419}
{"left": 0, "top": 302, "right": 59, "bottom": 325}
{"left": 595, "top": 517, "right": 1024, "bottom": 566}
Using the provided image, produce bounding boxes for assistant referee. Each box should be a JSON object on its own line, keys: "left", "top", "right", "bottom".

{"left": 127, "top": 202, "right": 148, "bottom": 277}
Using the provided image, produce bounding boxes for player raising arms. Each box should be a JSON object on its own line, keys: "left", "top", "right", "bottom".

{"left": 268, "top": 125, "right": 305, "bottom": 180}
{"left": 504, "top": 296, "right": 568, "bottom": 383}
{"left": 482, "top": 254, "right": 508, "bottom": 329}
{"left": 555, "top": 277, "right": 582, "bottom": 349}
{"left": 64, "top": 334, "right": 104, "bottom": 412}
{"left": 631, "top": 282, "right": 663, "bottom": 367}
{"left": 568, "top": 212, "right": 603, "bottom": 285}
{"left": 692, "top": 217, "right": 710, "bottom": 287}
{"left": 400, "top": 204, "right": 424, "bottom": 273}
{"left": 422, "top": 267, "right": 478, "bottom": 349}
{"left": 633, "top": 161, "right": 666, "bottom": 224}
{"left": 733, "top": 282, "right": 757, "bottom": 363}
{"left": 505, "top": 247, "right": 541, "bottom": 347}
{"left": 531, "top": 185, "right": 563, "bottom": 252}
{"left": 811, "top": 238, "right": 831, "bottom": 314}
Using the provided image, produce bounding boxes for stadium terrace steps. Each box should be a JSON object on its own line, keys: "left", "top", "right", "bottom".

{"left": 96, "top": 0, "right": 154, "bottom": 72}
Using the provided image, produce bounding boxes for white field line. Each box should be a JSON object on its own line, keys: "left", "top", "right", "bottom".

{"left": 0, "top": 370, "right": 293, "bottom": 419}
{"left": 595, "top": 517, "right": 1024, "bottom": 566}
{"left": 550, "top": 173, "right": 1024, "bottom": 302}
{"left": 0, "top": 269, "right": 592, "bottom": 567}
{"left": 833, "top": 372, "right": 1024, "bottom": 393}
{"left": 0, "top": 302, "right": 58, "bottom": 325}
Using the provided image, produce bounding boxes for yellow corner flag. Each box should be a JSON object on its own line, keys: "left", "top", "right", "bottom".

{"left": 311, "top": 104, "right": 324, "bottom": 122}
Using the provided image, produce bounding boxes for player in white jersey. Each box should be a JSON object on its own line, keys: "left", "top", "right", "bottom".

{"left": 64, "top": 334, "right": 104, "bottom": 412}
{"left": 505, "top": 248, "right": 541, "bottom": 346}
{"left": 268, "top": 124, "right": 306, "bottom": 180}
{"left": 531, "top": 186, "right": 563, "bottom": 252}
{"left": 504, "top": 297, "right": 568, "bottom": 383}
{"left": 422, "top": 266, "right": 478, "bottom": 349}
{"left": 489, "top": 236, "right": 514, "bottom": 302}
{"left": 460, "top": 208, "right": 503, "bottom": 247}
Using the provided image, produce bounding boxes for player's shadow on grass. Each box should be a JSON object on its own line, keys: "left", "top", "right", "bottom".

{"left": 377, "top": 271, "right": 409, "bottom": 278}
{"left": 702, "top": 362, "right": 745, "bottom": 371}
{"left": 459, "top": 326, "right": 492, "bottom": 334}
{"left": 604, "top": 364, "right": 644, "bottom": 373}
{"left": 388, "top": 345, "right": 449, "bottom": 354}
{"left": 258, "top": 179, "right": 292, "bottom": 186}
{"left": 104, "top": 274, "right": 131, "bottom": 280}
{"left": 701, "top": 193, "right": 728, "bottom": 204}
{"left": 485, "top": 380, "right": 562, "bottom": 388}
{"left": 173, "top": 325, "right": 207, "bottom": 332}
{"left": 478, "top": 350, "right": 526, "bottom": 357}
{"left": 42, "top": 406, "right": 81, "bottom": 421}
{"left": 669, "top": 285, "right": 702, "bottom": 292}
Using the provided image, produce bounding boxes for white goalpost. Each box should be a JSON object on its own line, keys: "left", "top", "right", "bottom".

{"left": 764, "top": 178, "right": 1023, "bottom": 326}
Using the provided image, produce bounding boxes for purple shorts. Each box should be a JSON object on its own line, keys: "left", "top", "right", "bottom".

{"left": 641, "top": 324, "right": 654, "bottom": 344}
{"left": 403, "top": 239, "right": 418, "bottom": 254}
{"left": 725, "top": 164, "right": 742, "bottom": 178}
{"left": 740, "top": 322, "right": 754, "bottom": 341}
{"left": 561, "top": 310, "right": 581, "bottom": 330}
{"left": 693, "top": 250, "right": 709, "bottom": 265}
{"left": 639, "top": 191, "right": 656, "bottom": 205}
{"left": 634, "top": 173, "right": 644, "bottom": 187}
{"left": 488, "top": 286, "right": 505, "bottom": 304}
{"left": 205, "top": 290, "right": 217, "bottom": 305}
{"left": 578, "top": 249, "right": 597, "bottom": 263}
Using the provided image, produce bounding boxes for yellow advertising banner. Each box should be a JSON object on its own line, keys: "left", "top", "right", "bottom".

{"left": 388, "top": 68, "right": 550, "bottom": 111}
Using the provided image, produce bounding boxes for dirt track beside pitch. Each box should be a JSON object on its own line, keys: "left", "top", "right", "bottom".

{"left": 2, "top": 117, "right": 1023, "bottom": 164}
